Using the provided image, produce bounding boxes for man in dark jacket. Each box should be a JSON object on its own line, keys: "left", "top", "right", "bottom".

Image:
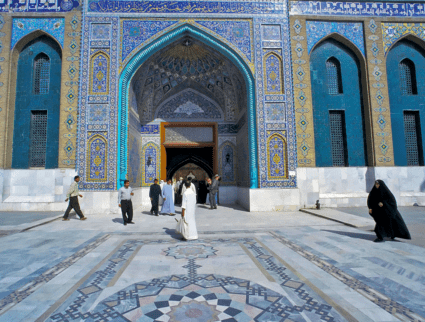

{"left": 149, "top": 179, "right": 161, "bottom": 216}
{"left": 207, "top": 174, "right": 220, "bottom": 209}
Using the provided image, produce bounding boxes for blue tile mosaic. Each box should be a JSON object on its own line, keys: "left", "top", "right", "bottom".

{"left": 88, "top": 0, "right": 285, "bottom": 14}
{"left": 121, "top": 20, "right": 179, "bottom": 63}
{"left": 141, "top": 124, "right": 159, "bottom": 135}
{"left": 87, "top": 104, "right": 109, "bottom": 124}
{"left": 290, "top": 1, "right": 425, "bottom": 17}
{"left": 11, "top": 18, "right": 65, "bottom": 49}
{"left": 156, "top": 89, "right": 223, "bottom": 121}
{"left": 0, "top": 0, "right": 79, "bottom": 12}
{"left": 306, "top": 21, "right": 365, "bottom": 56}
{"left": 195, "top": 20, "right": 253, "bottom": 62}
{"left": 265, "top": 103, "right": 285, "bottom": 122}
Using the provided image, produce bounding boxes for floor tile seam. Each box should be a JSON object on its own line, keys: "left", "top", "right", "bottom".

{"left": 33, "top": 238, "right": 130, "bottom": 322}
{"left": 253, "top": 236, "right": 360, "bottom": 322}
{"left": 0, "top": 234, "right": 111, "bottom": 316}
{"left": 268, "top": 231, "right": 425, "bottom": 322}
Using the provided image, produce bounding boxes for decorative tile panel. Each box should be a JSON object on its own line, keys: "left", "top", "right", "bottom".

{"left": 265, "top": 103, "right": 285, "bottom": 122}
{"left": 141, "top": 124, "right": 160, "bottom": 135}
{"left": 262, "top": 25, "right": 281, "bottom": 41}
{"left": 142, "top": 142, "right": 159, "bottom": 186}
{"left": 219, "top": 142, "right": 236, "bottom": 185}
{"left": 11, "top": 18, "right": 65, "bottom": 49}
{"left": 306, "top": 21, "right": 365, "bottom": 56}
{"left": 87, "top": 104, "right": 109, "bottom": 124}
{"left": 90, "top": 52, "right": 109, "bottom": 95}
{"left": 267, "top": 133, "right": 287, "bottom": 180}
{"left": 381, "top": 23, "right": 425, "bottom": 54}
{"left": 90, "top": 24, "right": 111, "bottom": 40}
{"left": 87, "top": 133, "right": 108, "bottom": 182}
{"left": 264, "top": 53, "right": 283, "bottom": 94}
{"left": 156, "top": 89, "right": 223, "bottom": 121}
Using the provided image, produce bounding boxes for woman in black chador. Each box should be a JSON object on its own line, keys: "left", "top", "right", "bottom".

{"left": 367, "top": 180, "right": 411, "bottom": 242}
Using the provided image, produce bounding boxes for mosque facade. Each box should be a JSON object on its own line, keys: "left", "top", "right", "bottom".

{"left": 0, "top": 0, "right": 424, "bottom": 212}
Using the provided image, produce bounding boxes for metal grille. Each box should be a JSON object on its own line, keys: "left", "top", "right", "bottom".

{"left": 326, "top": 57, "right": 343, "bottom": 95}
{"left": 329, "top": 111, "right": 347, "bottom": 166}
{"left": 399, "top": 59, "right": 417, "bottom": 95}
{"left": 33, "top": 54, "right": 50, "bottom": 95}
{"left": 29, "top": 111, "right": 48, "bottom": 167}
{"left": 404, "top": 111, "right": 422, "bottom": 165}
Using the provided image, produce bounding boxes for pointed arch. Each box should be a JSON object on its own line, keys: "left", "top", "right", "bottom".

{"left": 87, "top": 134, "right": 108, "bottom": 182}
{"left": 309, "top": 32, "right": 366, "bottom": 62}
{"left": 399, "top": 58, "right": 417, "bottom": 95}
{"left": 326, "top": 56, "right": 343, "bottom": 95}
{"left": 267, "top": 133, "right": 287, "bottom": 180}
{"left": 263, "top": 52, "right": 283, "bottom": 94}
{"left": 310, "top": 36, "right": 372, "bottom": 167}
{"left": 7, "top": 33, "right": 62, "bottom": 169}
{"left": 89, "top": 51, "right": 110, "bottom": 95}
{"left": 118, "top": 24, "right": 257, "bottom": 189}
{"left": 384, "top": 33, "right": 425, "bottom": 56}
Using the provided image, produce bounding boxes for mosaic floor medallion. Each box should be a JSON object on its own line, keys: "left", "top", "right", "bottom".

{"left": 92, "top": 274, "right": 296, "bottom": 321}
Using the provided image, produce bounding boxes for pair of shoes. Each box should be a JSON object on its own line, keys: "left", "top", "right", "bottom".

{"left": 169, "top": 213, "right": 175, "bottom": 216}
{"left": 62, "top": 218, "right": 70, "bottom": 221}
{"left": 80, "top": 217, "right": 87, "bottom": 221}
{"left": 128, "top": 221, "right": 135, "bottom": 224}
{"left": 390, "top": 237, "right": 395, "bottom": 241}
{"left": 124, "top": 222, "right": 127, "bottom": 226}
{"left": 214, "top": 206, "right": 218, "bottom": 209}
{"left": 156, "top": 213, "right": 159, "bottom": 216}
{"left": 373, "top": 238, "right": 384, "bottom": 243}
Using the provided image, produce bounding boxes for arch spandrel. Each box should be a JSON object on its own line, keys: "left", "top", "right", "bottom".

{"left": 119, "top": 20, "right": 254, "bottom": 75}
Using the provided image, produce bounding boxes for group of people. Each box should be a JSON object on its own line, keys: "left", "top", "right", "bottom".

{"left": 61, "top": 175, "right": 412, "bottom": 244}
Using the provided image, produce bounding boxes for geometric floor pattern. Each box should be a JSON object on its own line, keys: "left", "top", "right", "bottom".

{"left": 1, "top": 208, "right": 425, "bottom": 322}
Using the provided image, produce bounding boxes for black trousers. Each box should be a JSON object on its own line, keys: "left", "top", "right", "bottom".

{"left": 64, "top": 196, "right": 84, "bottom": 219}
{"left": 121, "top": 200, "right": 133, "bottom": 223}
{"left": 150, "top": 199, "right": 159, "bottom": 215}
{"left": 209, "top": 192, "right": 217, "bottom": 208}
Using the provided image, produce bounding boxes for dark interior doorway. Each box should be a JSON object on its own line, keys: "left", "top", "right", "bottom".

{"left": 166, "top": 147, "right": 214, "bottom": 179}
{"left": 166, "top": 147, "right": 214, "bottom": 204}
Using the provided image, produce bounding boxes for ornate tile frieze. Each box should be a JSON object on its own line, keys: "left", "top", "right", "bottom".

{"left": 290, "top": 1, "right": 425, "bottom": 17}
{"left": 0, "top": 0, "right": 79, "bottom": 12}
{"left": 88, "top": 0, "right": 285, "bottom": 15}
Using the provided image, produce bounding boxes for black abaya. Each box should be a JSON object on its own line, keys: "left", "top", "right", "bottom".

{"left": 367, "top": 180, "right": 411, "bottom": 240}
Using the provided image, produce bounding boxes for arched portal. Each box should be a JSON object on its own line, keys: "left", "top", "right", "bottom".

{"left": 118, "top": 24, "right": 257, "bottom": 189}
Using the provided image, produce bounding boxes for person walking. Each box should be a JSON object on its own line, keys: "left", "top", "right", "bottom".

{"left": 161, "top": 178, "right": 175, "bottom": 216}
{"left": 63, "top": 175, "right": 87, "bottom": 221}
{"left": 149, "top": 179, "right": 161, "bottom": 216}
{"left": 367, "top": 179, "right": 411, "bottom": 242}
{"left": 207, "top": 174, "right": 220, "bottom": 209}
{"left": 181, "top": 181, "right": 198, "bottom": 240}
{"left": 118, "top": 179, "right": 135, "bottom": 226}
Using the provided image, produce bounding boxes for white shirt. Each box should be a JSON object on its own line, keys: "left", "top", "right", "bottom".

{"left": 118, "top": 186, "right": 133, "bottom": 204}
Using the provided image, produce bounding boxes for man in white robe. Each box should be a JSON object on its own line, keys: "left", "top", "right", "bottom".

{"left": 181, "top": 177, "right": 197, "bottom": 196}
{"left": 161, "top": 179, "right": 175, "bottom": 216}
{"left": 182, "top": 181, "right": 198, "bottom": 240}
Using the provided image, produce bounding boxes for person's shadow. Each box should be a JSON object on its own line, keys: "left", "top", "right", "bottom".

{"left": 112, "top": 218, "right": 124, "bottom": 224}
{"left": 321, "top": 229, "right": 377, "bottom": 241}
{"left": 163, "top": 227, "right": 184, "bottom": 240}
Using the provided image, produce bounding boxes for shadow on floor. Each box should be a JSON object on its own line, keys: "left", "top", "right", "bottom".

{"left": 112, "top": 218, "right": 124, "bottom": 224}
{"left": 163, "top": 227, "right": 184, "bottom": 240}
{"left": 321, "top": 229, "right": 377, "bottom": 241}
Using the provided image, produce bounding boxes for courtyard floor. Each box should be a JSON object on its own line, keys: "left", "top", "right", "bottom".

{"left": 0, "top": 205, "right": 424, "bottom": 322}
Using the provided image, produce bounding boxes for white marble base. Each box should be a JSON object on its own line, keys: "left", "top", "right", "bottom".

{"left": 2, "top": 167, "right": 425, "bottom": 212}
{"left": 297, "top": 166, "right": 425, "bottom": 208}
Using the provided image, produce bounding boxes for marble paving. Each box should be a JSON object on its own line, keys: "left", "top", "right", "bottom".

{"left": 0, "top": 206, "right": 424, "bottom": 322}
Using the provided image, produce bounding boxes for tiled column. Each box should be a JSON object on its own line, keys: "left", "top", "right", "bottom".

{"left": 364, "top": 19, "right": 395, "bottom": 166}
